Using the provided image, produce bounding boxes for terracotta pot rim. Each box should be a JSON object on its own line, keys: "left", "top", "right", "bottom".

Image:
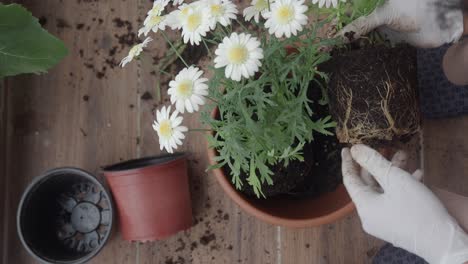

{"left": 208, "top": 145, "right": 355, "bottom": 228}
{"left": 102, "top": 153, "right": 187, "bottom": 176}
{"left": 206, "top": 107, "right": 355, "bottom": 228}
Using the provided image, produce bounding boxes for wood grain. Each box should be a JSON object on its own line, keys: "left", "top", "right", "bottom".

{"left": 4, "top": 0, "right": 140, "bottom": 262}
{"left": 1, "top": 80, "right": 7, "bottom": 263}
{"left": 424, "top": 117, "right": 468, "bottom": 195}
{"left": 10, "top": 0, "right": 468, "bottom": 264}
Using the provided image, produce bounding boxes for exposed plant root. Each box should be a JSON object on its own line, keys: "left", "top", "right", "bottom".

{"left": 327, "top": 45, "right": 420, "bottom": 146}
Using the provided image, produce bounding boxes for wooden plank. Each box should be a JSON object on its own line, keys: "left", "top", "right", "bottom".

{"left": 281, "top": 136, "right": 421, "bottom": 263}
{"left": 5, "top": 0, "right": 140, "bottom": 263}
{"left": 281, "top": 214, "right": 384, "bottom": 264}
{"left": 424, "top": 117, "right": 468, "bottom": 195}
{"left": 1, "top": 80, "right": 7, "bottom": 263}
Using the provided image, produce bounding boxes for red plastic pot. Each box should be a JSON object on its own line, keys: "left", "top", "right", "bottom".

{"left": 103, "top": 154, "right": 192, "bottom": 242}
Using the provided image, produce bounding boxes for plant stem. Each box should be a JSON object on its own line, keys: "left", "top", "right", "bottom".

{"left": 202, "top": 38, "right": 212, "bottom": 57}
{"left": 188, "top": 128, "right": 211, "bottom": 132}
{"left": 161, "top": 31, "right": 189, "bottom": 68}
{"left": 159, "top": 69, "right": 172, "bottom": 76}
{"left": 218, "top": 26, "right": 230, "bottom": 37}
{"left": 206, "top": 95, "right": 219, "bottom": 104}
{"left": 236, "top": 19, "right": 249, "bottom": 32}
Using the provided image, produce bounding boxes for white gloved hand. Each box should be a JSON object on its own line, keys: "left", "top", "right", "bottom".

{"left": 339, "top": 0, "right": 464, "bottom": 48}
{"left": 342, "top": 145, "right": 468, "bottom": 264}
{"left": 359, "top": 149, "right": 423, "bottom": 191}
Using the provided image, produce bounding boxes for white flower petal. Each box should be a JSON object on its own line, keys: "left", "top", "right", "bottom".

{"left": 168, "top": 66, "right": 208, "bottom": 113}
{"left": 213, "top": 32, "right": 263, "bottom": 81}
{"left": 153, "top": 105, "right": 187, "bottom": 153}
{"left": 264, "top": 0, "right": 308, "bottom": 38}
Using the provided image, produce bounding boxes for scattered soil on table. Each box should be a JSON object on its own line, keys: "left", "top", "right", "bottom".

{"left": 56, "top": 18, "right": 70, "bottom": 28}
{"left": 224, "top": 83, "right": 343, "bottom": 198}
{"left": 325, "top": 45, "right": 420, "bottom": 147}
{"left": 141, "top": 91, "right": 153, "bottom": 100}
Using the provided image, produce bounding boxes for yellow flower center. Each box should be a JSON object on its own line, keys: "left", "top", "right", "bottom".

{"left": 149, "top": 15, "right": 163, "bottom": 27}
{"left": 254, "top": 0, "right": 268, "bottom": 11}
{"left": 176, "top": 80, "right": 193, "bottom": 98}
{"left": 159, "top": 120, "right": 173, "bottom": 138}
{"left": 186, "top": 13, "right": 202, "bottom": 31}
{"left": 275, "top": 5, "right": 294, "bottom": 24}
{"left": 129, "top": 45, "right": 142, "bottom": 57}
{"left": 181, "top": 7, "right": 190, "bottom": 16}
{"left": 227, "top": 45, "right": 248, "bottom": 64}
{"left": 210, "top": 4, "right": 223, "bottom": 16}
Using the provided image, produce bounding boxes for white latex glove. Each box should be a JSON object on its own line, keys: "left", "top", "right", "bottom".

{"left": 339, "top": 0, "right": 464, "bottom": 48}
{"left": 359, "top": 150, "right": 423, "bottom": 191}
{"left": 342, "top": 145, "right": 468, "bottom": 264}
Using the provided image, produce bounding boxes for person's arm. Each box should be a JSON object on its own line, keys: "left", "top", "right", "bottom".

{"left": 342, "top": 145, "right": 468, "bottom": 264}
{"left": 434, "top": 188, "right": 468, "bottom": 233}
{"left": 443, "top": 38, "right": 468, "bottom": 86}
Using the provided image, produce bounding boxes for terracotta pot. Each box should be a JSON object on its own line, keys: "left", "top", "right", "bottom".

{"left": 207, "top": 108, "right": 355, "bottom": 228}
{"left": 103, "top": 154, "right": 192, "bottom": 241}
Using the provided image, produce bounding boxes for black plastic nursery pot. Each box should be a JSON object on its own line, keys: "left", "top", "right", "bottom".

{"left": 17, "top": 167, "right": 114, "bottom": 264}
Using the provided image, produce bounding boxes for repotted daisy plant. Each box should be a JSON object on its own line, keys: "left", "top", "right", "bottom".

{"left": 119, "top": 0, "right": 409, "bottom": 227}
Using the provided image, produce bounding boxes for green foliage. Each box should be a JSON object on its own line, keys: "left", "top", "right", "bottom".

{"left": 201, "top": 24, "right": 337, "bottom": 198}
{"left": 352, "top": 0, "right": 386, "bottom": 18}
{"left": 0, "top": 3, "right": 68, "bottom": 78}
{"left": 312, "top": 0, "right": 386, "bottom": 30}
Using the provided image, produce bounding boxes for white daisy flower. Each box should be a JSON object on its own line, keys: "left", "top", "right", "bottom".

{"left": 120, "top": 37, "right": 152, "bottom": 67}
{"left": 152, "top": 106, "right": 188, "bottom": 153}
{"left": 138, "top": 14, "right": 167, "bottom": 37}
{"left": 214, "top": 32, "right": 263, "bottom": 81}
{"left": 312, "top": 0, "right": 345, "bottom": 8}
{"left": 180, "top": 5, "right": 212, "bottom": 45}
{"left": 264, "top": 0, "right": 308, "bottom": 38}
{"left": 148, "top": 0, "right": 170, "bottom": 16}
{"left": 168, "top": 66, "right": 208, "bottom": 113}
{"left": 166, "top": 4, "right": 192, "bottom": 30}
{"left": 243, "top": 0, "right": 270, "bottom": 23}
{"left": 204, "top": 0, "right": 238, "bottom": 30}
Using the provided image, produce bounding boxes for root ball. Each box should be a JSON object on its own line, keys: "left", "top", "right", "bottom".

{"left": 327, "top": 45, "right": 420, "bottom": 146}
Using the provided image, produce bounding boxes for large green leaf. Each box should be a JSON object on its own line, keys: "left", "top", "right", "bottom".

{"left": 0, "top": 3, "right": 68, "bottom": 78}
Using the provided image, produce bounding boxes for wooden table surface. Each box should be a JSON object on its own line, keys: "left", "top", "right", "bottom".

{"left": 1, "top": 1, "right": 467, "bottom": 263}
